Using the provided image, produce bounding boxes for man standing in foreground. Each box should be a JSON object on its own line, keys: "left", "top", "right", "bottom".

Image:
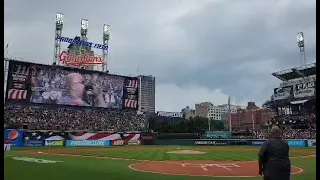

{"left": 258, "top": 126, "right": 291, "bottom": 180}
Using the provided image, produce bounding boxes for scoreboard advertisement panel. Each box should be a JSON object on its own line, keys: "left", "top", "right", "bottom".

{"left": 5, "top": 60, "right": 138, "bottom": 110}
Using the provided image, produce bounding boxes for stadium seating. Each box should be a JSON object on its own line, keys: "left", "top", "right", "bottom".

{"left": 4, "top": 105, "right": 147, "bottom": 132}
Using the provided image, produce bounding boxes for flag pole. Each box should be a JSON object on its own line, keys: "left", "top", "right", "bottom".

{"left": 252, "top": 110, "right": 255, "bottom": 130}
{"left": 228, "top": 96, "right": 232, "bottom": 132}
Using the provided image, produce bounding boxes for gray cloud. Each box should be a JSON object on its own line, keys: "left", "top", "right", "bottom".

{"left": 4, "top": 0, "right": 316, "bottom": 111}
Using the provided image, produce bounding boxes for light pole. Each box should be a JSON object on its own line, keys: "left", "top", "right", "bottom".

{"left": 102, "top": 24, "right": 110, "bottom": 73}
{"left": 80, "top": 19, "right": 89, "bottom": 69}
{"left": 53, "top": 12, "right": 64, "bottom": 65}
{"left": 296, "top": 32, "right": 306, "bottom": 65}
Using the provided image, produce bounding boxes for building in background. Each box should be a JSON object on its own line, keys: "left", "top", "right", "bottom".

{"left": 138, "top": 75, "right": 155, "bottom": 113}
{"left": 226, "top": 102, "right": 274, "bottom": 130}
{"left": 195, "top": 102, "right": 213, "bottom": 118}
{"left": 181, "top": 106, "right": 196, "bottom": 120}
{"left": 208, "top": 104, "right": 240, "bottom": 121}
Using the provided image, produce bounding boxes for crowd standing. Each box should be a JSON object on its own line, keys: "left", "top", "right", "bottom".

{"left": 4, "top": 105, "right": 147, "bottom": 132}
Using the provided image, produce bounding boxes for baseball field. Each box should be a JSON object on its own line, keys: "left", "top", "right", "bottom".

{"left": 4, "top": 146, "right": 316, "bottom": 180}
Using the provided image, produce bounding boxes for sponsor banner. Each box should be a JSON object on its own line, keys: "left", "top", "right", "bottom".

{"left": 4, "top": 144, "right": 11, "bottom": 151}
{"left": 307, "top": 139, "right": 316, "bottom": 147}
{"left": 5, "top": 60, "right": 31, "bottom": 103}
{"left": 157, "top": 111, "right": 183, "bottom": 118}
{"left": 66, "top": 140, "right": 110, "bottom": 147}
{"left": 272, "top": 86, "right": 292, "bottom": 101}
{"left": 56, "top": 36, "right": 108, "bottom": 50}
{"left": 24, "top": 140, "right": 44, "bottom": 147}
{"left": 194, "top": 140, "right": 228, "bottom": 146}
{"left": 251, "top": 140, "right": 266, "bottom": 146}
{"left": 45, "top": 140, "right": 64, "bottom": 147}
{"left": 127, "top": 140, "right": 141, "bottom": 146}
{"left": 286, "top": 140, "right": 306, "bottom": 147}
{"left": 4, "top": 129, "right": 24, "bottom": 147}
{"left": 111, "top": 140, "right": 125, "bottom": 146}
{"left": 123, "top": 78, "right": 139, "bottom": 109}
{"left": 294, "top": 81, "right": 315, "bottom": 98}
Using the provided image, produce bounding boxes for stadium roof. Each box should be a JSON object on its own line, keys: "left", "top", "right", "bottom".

{"left": 272, "top": 62, "right": 316, "bottom": 81}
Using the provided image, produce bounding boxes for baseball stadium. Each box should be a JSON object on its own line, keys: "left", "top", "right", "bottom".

{"left": 4, "top": 14, "right": 316, "bottom": 180}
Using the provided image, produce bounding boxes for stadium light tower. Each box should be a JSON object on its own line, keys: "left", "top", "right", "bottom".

{"left": 53, "top": 12, "right": 64, "bottom": 65}
{"left": 102, "top": 24, "right": 110, "bottom": 72}
{"left": 80, "top": 19, "right": 89, "bottom": 69}
{"left": 296, "top": 32, "right": 306, "bottom": 65}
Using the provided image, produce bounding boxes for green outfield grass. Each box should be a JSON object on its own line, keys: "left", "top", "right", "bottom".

{"left": 4, "top": 146, "right": 316, "bottom": 180}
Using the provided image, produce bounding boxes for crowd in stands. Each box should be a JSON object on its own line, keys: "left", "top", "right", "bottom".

{"left": 4, "top": 105, "right": 147, "bottom": 132}
{"left": 252, "top": 127, "right": 316, "bottom": 139}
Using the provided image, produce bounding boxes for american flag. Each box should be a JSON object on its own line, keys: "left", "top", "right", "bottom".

{"left": 126, "top": 80, "right": 138, "bottom": 88}
{"left": 68, "top": 133, "right": 140, "bottom": 141}
{"left": 7, "top": 89, "right": 27, "bottom": 100}
{"left": 125, "top": 99, "right": 138, "bottom": 108}
{"left": 24, "top": 131, "right": 65, "bottom": 141}
{"left": 11, "top": 64, "right": 30, "bottom": 75}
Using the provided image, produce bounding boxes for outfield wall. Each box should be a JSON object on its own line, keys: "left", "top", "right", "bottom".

{"left": 154, "top": 139, "right": 315, "bottom": 147}
{"left": 4, "top": 129, "right": 146, "bottom": 147}
{"left": 4, "top": 129, "right": 316, "bottom": 148}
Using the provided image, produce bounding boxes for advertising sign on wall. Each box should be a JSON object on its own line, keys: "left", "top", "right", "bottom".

{"left": 194, "top": 140, "right": 228, "bottom": 146}
{"left": 294, "top": 81, "right": 315, "bottom": 98}
{"left": 251, "top": 140, "right": 266, "bottom": 146}
{"left": 111, "top": 140, "right": 125, "bottom": 146}
{"left": 45, "top": 140, "right": 64, "bottom": 147}
{"left": 66, "top": 140, "right": 110, "bottom": 147}
{"left": 272, "top": 86, "right": 292, "bottom": 101}
{"left": 4, "top": 129, "right": 24, "bottom": 147}
{"left": 127, "top": 140, "right": 141, "bottom": 146}
{"left": 24, "top": 140, "right": 44, "bottom": 147}
{"left": 286, "top": 140, "right": 306, "bottom": 147}
{"left": 307, "top": 139, "right": 316, "bottom": 147}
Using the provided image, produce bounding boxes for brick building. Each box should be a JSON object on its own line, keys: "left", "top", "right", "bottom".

{"left": 227, "top": 102, "right": 274, "bottom": 130}
{"left": 195, "top": 102, "right": 213, "bottom": 118}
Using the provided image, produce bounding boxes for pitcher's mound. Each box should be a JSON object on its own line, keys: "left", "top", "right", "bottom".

{"left": 167, "top": 150, "right": 206, "bottom": 154}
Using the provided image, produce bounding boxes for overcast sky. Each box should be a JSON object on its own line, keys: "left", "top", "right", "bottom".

{"left": 4, "top": 0, "right": 316, "bottom": 112}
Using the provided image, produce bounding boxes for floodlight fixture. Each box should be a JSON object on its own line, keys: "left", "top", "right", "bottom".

{"left": 297, "top": 32, "right": 304, "bottom": 47}
{"left": 81, "top": 19, "right": 89, "bottom": 30}
{"left": 56, "top": 13, "right": 64, "bottom": 24}
{"left": 103, "top": 24, "right": 111, "bottom": 35}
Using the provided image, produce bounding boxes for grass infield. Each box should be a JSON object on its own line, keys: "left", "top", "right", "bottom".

{"left": 4, "top": 146, "right": 316, "bottom": 180}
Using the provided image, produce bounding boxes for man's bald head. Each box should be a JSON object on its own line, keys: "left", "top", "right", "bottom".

{"left": 65, "top": 73, "right": 85, "bottom": 98}
{"left": 270, "top": 126, "right": 282, "bottom": 138}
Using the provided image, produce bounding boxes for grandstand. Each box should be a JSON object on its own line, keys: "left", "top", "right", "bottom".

{"left": 263, "top": 62, "right": 316, "bottom": 132}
